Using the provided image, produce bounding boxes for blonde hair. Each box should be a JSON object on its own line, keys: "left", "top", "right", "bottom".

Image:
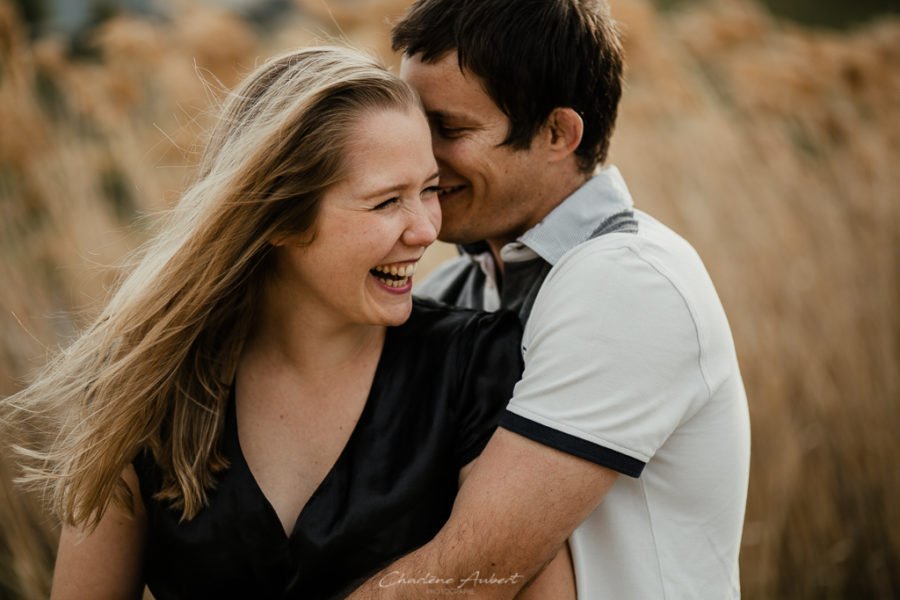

{"left": 4, "top": 46, "right": 420, "bottom": 530}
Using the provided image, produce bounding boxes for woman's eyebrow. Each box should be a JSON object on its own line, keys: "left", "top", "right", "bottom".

{"left": 362, "top": 183, "right": 403, "bottom": 200}
{"left": 362, "top": 171, "right": 440, "bottom": 200}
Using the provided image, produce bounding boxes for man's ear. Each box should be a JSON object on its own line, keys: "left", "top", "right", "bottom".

{"left": 543, "top": 107, "right": 583, "bottom": 163}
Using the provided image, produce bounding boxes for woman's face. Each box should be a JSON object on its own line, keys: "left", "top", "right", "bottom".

{"left": 273, "top": 107, "right": 441, "bottom": 329}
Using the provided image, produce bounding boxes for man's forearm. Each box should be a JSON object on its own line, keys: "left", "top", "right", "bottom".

{"left": 347, "top": 532, "right": 538, "bottom": 599}
{"left": 347, "top": 430, "right": 616, "bottom": 599}
{"left": 349, "top": 503, "right": 554, "bottom": 599}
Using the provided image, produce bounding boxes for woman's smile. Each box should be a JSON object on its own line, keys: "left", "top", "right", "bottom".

{"left": 370, "top": 260, "right": 420, "bottom": 292}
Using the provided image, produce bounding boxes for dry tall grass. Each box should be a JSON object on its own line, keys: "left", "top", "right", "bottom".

{"left": 0, "top": 0, "right": 897, "bottom": 598}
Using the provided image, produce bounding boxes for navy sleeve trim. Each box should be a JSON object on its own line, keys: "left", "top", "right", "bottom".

{"left": 499, "top": 410, "right": 646, "bottom": 478}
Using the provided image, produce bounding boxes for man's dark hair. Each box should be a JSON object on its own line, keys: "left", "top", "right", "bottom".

{"left": 392, "top": 0, "right": 624, "bottom": 172}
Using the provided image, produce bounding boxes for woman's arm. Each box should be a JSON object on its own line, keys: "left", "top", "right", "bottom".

{"left": 51, "top": 465, "right": 147, "bottom": 600}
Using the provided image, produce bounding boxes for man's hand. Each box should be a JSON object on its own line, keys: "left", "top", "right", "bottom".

{"left": 348, "top": 428, "right": 617, "bottom": 598}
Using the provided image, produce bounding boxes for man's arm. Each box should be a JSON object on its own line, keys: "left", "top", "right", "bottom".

{"left": 457, "top": 457, "right": 578, "bottom": 600}
{"left": 349, "top": 428, "right": 617, "bottom": 599}
{"left": 516, "top": 540, "right": 576, "bottom": 600}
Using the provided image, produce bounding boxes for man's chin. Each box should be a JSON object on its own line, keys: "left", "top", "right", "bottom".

{"left": 437, "top": 230, "right": 487, "bottom": 249}
{"left": 436, "top": 209, "right": 493, "bottom": 248}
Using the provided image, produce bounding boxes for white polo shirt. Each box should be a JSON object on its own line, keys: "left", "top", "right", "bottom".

{"left": 493, "top": 169, "right": 750, "bottom": 598}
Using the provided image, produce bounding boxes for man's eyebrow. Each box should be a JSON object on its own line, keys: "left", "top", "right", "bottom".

{"left": 427, "top": 110, "right": 470, "bottom": 123}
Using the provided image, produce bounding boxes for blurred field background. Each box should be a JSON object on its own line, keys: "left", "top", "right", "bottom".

{"left": 1, "top": 0, "right": 898, "bottom": 598}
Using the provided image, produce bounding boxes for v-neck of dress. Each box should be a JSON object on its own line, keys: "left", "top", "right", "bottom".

{"left": 227, "top": 328, "right": 393, "bottom": 542}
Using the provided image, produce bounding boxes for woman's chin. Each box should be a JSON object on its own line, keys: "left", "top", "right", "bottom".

{"left": 373, "top": 298, "right": 414, "bottom": 327}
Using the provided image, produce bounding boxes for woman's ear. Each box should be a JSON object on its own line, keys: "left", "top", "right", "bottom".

{"left": 270, "top": 228, "right": 316, "bottom": 248}
{"left": 269, "top": 233, "right": 290, "bottom": 248}
{"left": 543, "top": 107, "right": 584, "bottom": 163}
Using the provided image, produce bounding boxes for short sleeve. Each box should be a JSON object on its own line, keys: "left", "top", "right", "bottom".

{"left": 453, "top": 309, "right": 523, "bottom": 469}
{"left": 132, "top": 448, "right": 159, "bottom": 506}
{"left": 499, "top": 243, "right": 709, "bottom": 478}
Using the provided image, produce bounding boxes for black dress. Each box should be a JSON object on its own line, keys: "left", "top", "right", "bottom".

{"left": 134, "top": 298, "right": 523, "bottom": 599}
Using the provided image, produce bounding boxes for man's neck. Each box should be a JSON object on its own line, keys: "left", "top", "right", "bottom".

{"left": 485, "top": 238, "right": 510, "bottom": 274}
{"left": 485, "top": 171, "right": 592, "bottom": 273}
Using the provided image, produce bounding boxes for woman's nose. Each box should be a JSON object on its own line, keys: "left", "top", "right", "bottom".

{"left": 402, "top": 196, "right": 441, "bottom": 247}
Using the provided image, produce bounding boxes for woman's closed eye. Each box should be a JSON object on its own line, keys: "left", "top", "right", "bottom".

{"left": 373, "top": 197, "right": 400, "bottom": 210}
{"left": 372, "top": 183, "right": 439, "bottom": 210}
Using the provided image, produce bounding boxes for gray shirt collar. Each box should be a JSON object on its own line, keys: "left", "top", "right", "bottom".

{"left": 512, "top": 166, "right": 634, "bottom": 266}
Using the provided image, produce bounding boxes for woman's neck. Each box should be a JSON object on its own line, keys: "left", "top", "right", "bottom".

{"left": 246, "top": 277, "right": 385, "bottom": 378}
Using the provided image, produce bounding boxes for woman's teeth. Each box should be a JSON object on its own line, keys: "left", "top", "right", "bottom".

{"left": 373, "top": 264, "right": 416, "bottom": 277}
{"left": 379, "top": 277, "right": 409, "bottom": 288}
{"left": 371, "top": 263, "right": 417, "bottom": 287}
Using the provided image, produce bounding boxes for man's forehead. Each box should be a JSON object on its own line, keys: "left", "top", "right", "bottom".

{"left": 401, "top": 51, "right": 500, "bottom": 122}
{"left": 400, "top": 50, "right": 482, "bottom": 89}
